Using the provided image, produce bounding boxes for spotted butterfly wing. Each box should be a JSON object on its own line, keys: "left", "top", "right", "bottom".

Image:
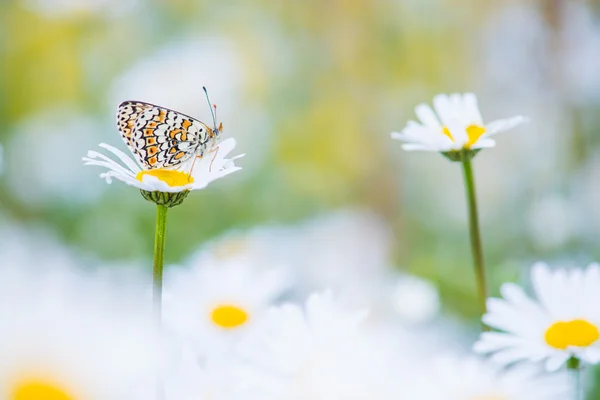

{"left": 116, "top": 101, "right": 215, "bottom": 169}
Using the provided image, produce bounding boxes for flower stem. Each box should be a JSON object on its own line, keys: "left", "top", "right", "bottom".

{"left": 574, "top": 368, "right": 582, "bottom": 400}
{"left": 461, "top": 158, "right": 488, "bottom": 330}
{"left": 153, "top": 204, "right": 168, "bottom": 321}
{"left": 568, "top": 357, "right": 583, "bottom": 400}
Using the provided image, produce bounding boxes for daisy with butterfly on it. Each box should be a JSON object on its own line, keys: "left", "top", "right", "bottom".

{"left": 83, "top": 87, "right": 244, "bottom": 322}
{"left": 83, "top": 87, "right": 243, "bottom": 206}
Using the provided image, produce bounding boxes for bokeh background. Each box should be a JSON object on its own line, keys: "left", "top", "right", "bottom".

{"left": 3, "top": 0, "right": 600, "bottom": 380}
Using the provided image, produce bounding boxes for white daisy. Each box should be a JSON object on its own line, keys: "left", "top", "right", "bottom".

{"left": 234, "top": 291, "right": 398, "bottom": 400}
{"left": 0, "top": 264, "right": 163, "bottom": 400}
{"left": 391, "top": 93, "right": 527, "bottom": 153}
{"left": 409, "top": 355, "right": 570, "bottom": 399}
{"left": 474, "top": 262, "right": 600, "bottom": 371}
{"left": 82, "top": 137, "right": 243, "bottom": 194}
{"left": 162, "top": 259, "right": 289, "bottom": 359}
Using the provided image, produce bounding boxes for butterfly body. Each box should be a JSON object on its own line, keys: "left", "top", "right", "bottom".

{"left": 117, "top": 101, "right": 220, "bottom": 169}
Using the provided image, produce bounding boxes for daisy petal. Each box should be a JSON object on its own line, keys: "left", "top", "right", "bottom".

{"left": 485, "top": 116, "right": 528, "bottom": 136}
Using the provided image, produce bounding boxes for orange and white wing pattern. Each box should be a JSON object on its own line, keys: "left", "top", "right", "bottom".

{"left": 116, "top": 101, "right": 214, "bottom": 169}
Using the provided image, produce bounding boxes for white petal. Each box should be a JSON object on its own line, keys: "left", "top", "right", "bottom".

{"left": 415, "top": 103, "right": 442, "bottom": 130}
{"left": 545, "top": 353, "right": 570, "bottom": 371}
{"left": 463, "top": 93, "right": 483, "bottom": 125}
{"left": 401, "top": 143, "right": 440, "bottom": 151}
{"left": 83, "top": 152, "right": 138, "bottom": 179}
{"left": 444, "top": 118, "right": 468, "bottom": 146}
{"left": 473, "top": 332, "right": 525, "bottom": 353}
{"left": 139, "top": 174, "right": 193, "bottom": 193}
{"left": 433, "top": 94, "right": 456, "bottom": 127}
{"left": 470, "top": 138, "right": 496, "bottom": 149}
{"left": 485, "top": 116, "right": 528, "bottom": 136}
{"left": 98, "top": 143, "right": 142, "bottom": 172}
{"left": 101, "top": 171, "right": 148, "bottom": 190}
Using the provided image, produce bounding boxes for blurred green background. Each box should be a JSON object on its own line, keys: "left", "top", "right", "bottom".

{"left": 2, "top": 0, "right": 600, "bottom": 322}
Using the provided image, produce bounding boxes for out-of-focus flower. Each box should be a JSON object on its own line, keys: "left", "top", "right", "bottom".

{"left": 475, "top": 262, "right": 600, "bottom": 371}
{"left": 0, "top": 264, "right": 162, "bottom": 400}
{"left": 390, "top": 274, "right": 440, "bottom": 325}
{"left": 163, "top": 260, "right": 289, "bottom": 359}
{"left": 283, "top": 210, "right": 393, "bottom": 308}
{"left": 189, "top": 210, "right": 393, "bottom": 310}
{"left": 391, "top": 93, "right": 527, "bottom": 156}
{"left": 134, "top": 351, "right": 237, "bottom": 400}
{"left": 235, "top": 291, "right": 397, "bottom": 400}
{"left": 410, "top": 356, "right": 570, "bottom": 399}
{"left": 7, "top": 111, "right": 105, "bottom": 207}
{"left": 83, "top": 138, "right": 242, "bottom": 206}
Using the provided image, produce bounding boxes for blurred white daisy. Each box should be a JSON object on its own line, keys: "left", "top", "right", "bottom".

{"left": 410, "top": 356, "right": 570, "bottom": 399}
{"left": 133, "top": 350, "right": 238, "bottom": 400}
{"left": 474, "top": 262, "right": 600, "bottom": 371}
{"left": 391, "top": 93, "right": 527, "bottom": 153}
{"left": 163, "top": 259, "right": 289, "bottom": 359}
{"left": 234, "top": 291, "right": 397, "bottom": 400}
{"left": 189, "top": 210, "right": 393, "bottom": 310}
{"left": 83, "top": 138, "right": 242, "bottom": 193}
{"left": 390, "top": 274, "right": 440, "bottom": 325}
{"left": 7, "top": 111, "right": 105, "bottom": 207}
{"left": 0, "top": 264, "right": 163, "bottom": 400}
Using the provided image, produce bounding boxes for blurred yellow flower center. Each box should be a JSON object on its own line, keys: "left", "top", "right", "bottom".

{"left": 545, "top": 319, "right": 599, "bottom": 349}
{"left": 441, "top": 125, "right": 487, "bottom": 148}
{"left": 213, "top": 238, "right": 249, "bottom": 260}
{"left": 136, "top": 169, "right": 194, "bottom": 187}
{"left": 442, "top": 126, "right": 454, "bottom": 141}
{"left": 11, "top": 380, "right": 73, "bottom": 400}
{"left": 211, "top": 304, "right": 249, "bottom": 329}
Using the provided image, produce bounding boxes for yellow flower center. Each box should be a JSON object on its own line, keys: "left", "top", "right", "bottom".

{"left": 210, "top": 304, "right": 249, "bottom": 329}
{"left": 545, "top": 319, "right": 599, "bottom": 349}
{"left": 11, "top": 380, "right": 73, "bottom": 400}
{"left": 441, "top": 125, "right": 487, "bottom": 148}
{"left": 136, "top": 169, "right": 194, "bottom": 187}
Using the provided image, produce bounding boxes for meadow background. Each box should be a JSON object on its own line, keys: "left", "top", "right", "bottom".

{"left": 2, "top": 0, "right": 600, "bottom": 390}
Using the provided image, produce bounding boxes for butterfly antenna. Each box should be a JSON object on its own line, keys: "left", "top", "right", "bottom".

{"left": 203, "top": 86, "right": 218, "bottom": 129}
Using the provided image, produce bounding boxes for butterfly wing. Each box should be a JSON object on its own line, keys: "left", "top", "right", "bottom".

{"left": 117, "top": 101, "right": 214, "bottom": 169}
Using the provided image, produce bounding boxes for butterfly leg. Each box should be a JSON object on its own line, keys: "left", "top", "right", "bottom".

{"left": 187, "top": 155, "right": 201, "bottom": 179}
{"left": 186, "top": 146, "right": 221, "bottom": 178}
{"left": 208, "top": 146, "right": 220, "bottom": 172}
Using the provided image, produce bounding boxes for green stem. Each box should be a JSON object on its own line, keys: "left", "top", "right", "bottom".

{"left": 574, "top": 368, "right": 582, "bottom": 400}
{"left": 153, "top": 204, "right": 168, "bottom": 321}
{"left": 461, "top": 158, "right": 488, "bottom": 329}
{"left": 568, "top": 357, "right": 583, "bottom": 400}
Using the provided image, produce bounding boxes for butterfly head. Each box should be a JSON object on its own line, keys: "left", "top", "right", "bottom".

{"left": 208, "top": 121, "right": 223, "bottom": 141}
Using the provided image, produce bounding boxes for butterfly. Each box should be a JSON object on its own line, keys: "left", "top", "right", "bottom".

{"left": 116, "top": 87, "right": 222, "bottom": 170}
